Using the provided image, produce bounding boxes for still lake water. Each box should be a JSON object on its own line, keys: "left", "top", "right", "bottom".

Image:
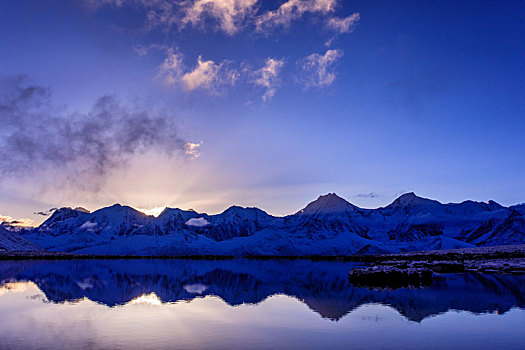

{"left": 1, "top": 259, "right": 524, "bottom": 350}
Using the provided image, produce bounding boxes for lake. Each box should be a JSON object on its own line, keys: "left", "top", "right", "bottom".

{"left": 1, "top": 259, "right": 524, "bottom": 349}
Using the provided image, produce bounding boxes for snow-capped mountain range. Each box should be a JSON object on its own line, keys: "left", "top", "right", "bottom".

{"left": 4, "top": 192, "right": 525, "bottom": 255}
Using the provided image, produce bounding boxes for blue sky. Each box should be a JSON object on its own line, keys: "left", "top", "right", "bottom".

{"left": 1, "top": 0, "right": 524, "bottom": 225}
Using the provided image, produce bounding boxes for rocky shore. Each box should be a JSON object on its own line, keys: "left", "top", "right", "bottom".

{"left": 348, "top": 244, "right": 525, "bottom": 290}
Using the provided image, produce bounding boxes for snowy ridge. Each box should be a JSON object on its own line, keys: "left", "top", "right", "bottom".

{"left": 16, "top": 192, "right": 525, "bottom": 256}
{"left": 0, "top": 225, "right": 42, "bottom": 252}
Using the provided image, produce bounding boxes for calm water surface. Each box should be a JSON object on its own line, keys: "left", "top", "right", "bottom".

{"left": 1, "top": 259, "right": 524, "bottom": 349}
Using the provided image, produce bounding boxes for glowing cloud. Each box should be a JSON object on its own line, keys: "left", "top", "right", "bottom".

{"left": 84, "top": 0, "right": 360, "bottom": 39}
{"left": 181, "top": 56, "right": 238, "bottom": 91}
{"left": 0, "top": 282, "right": 31, "bottom": 296}
{"left": 136, "top": 206, "right": 167, "bottom": 217}
{"left": 184, "top": 141, "right": 203, "bottom": 158}
{"left": 157, "top": 52, "right": 238, "bottom": 93}
{"left": 128, "top": 292, "right": 163, "bottom": 306}
{"left": 180, "top": 0, "right": 258, "bottom": 35}
{"left": 0, "top": 215, "right": 34, "bottom": 227}
{"left": 256, "top": 0, "right": 336, "bottom": 32}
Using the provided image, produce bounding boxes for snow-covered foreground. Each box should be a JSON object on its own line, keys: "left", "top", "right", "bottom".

{"left": 3, "top": 192, "right": 525, "bottom": 256}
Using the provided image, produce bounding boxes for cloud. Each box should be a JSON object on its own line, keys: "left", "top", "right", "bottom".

{"left": 326, "top": 12, "right": 359, "bottom": 33}
{"left": 80, "top": 221, "right": 98, "bottom": 230}
{"left": 354, "top": 192, "right": 379, "bottom": 199}
{"left": 256, "top": 0, "right": 336, "bottom": 32}
{"left": 252, "top": 58, "right": 285, "bottom": 101}
{"left": 0, "top": 215, "right": 34, "bottom": 227}
{"left": 135, "top": 206, "right": 166, "bottom": 216}
{"left": 86, "top": 0, "right": 259, "bottom": 35}
{"left": 133, "top": 44, "right": 150, "bottom": 57}
{"left": 0, "top": 75, "right": 195, "bottom": 187}
{"left": 184, "top": 141, "right": 203, "bottom": 158}
{"left": 157, "top": 48, "right": 185, "bottom": 85}
{"left": 183, "top": 283, "right": 208, "bottom": 294}
{"left": 156, "top": 51, "right": 238, "bottom": 92}
{"left": 181, "top": 56, "right": 239, "bottom": 91}
{"left": 180, "top": 0, "right": 258, "bottom": 35}
{"left": 185, "top": 217, "right": 210, "bottom": 227}
{"left": 299, "top": 49, "right": 343, "bottom": 88}
{"left": 34, "top": 208, "right": 58, "bottom": 216}
{"left": 84, "top": 0, "right": 360, "bottom": 39}
{"left": 82, "top": 0, "right": 125, "bottom": 10}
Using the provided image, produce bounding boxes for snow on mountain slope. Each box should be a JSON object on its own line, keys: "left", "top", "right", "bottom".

{"left": 156, "top": 206, "right": 278, "bottom": 241}
{"left": 21, "top": 192, "right": 525, "bottom": 256}
{"left": 194, "top": 206, "right": 278, "bottom": 241}
{"left": 511, "top": 204, "right": 525, "bottom": 216}
{"left": 361, "top": 193, "right": 518, "bottom": 245}
{"left": 285, "top": 193, "right": 369, "bottom": 239}
{"left": 25, "top": 205, "right": 158, "bottom": 252}
{"left": 88, "top": 204, "right": 157, "bottom": 239}
{"left": 0, "top": 225, "right": 42, "bottom": 252}
{"left": 157, "top": 208, "right": 201, "bottom": 233}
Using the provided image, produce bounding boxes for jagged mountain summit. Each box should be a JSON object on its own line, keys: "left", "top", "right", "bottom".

{"left": 12, "top": 192, "right": 525, "bottom": 256}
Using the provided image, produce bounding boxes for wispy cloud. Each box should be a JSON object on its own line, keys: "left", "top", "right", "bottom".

{"left": 86, "top": 1, "right": 359, "bottom": 96}
{"left": 354, "top": 192, "right": 379, "bottom": 199}
{"left": 34, "top": 209, "right": 58, "bottom": 217}
{"left": 180, "top": 0, "right": 258, "bottom": 35}
{"left": 86, "top": 0, "right": 259, "bottom": 35}
{"left": 256, "top": 0, "right": 336, "bottom": 32}
{"left": 157, "top": 48, "right": 185, "bottom": 85}
{"left": 181, "top": 56, "right": 239, "bottom": 91}
{"left": 133, "top": 44, "right": 150, "bottom": 56}
{"left": 84, "top": 0, "right": 360, "bottom": 38}
{"left": 326, "top": 12, "right": 359, "bottom": 33}
{"left": 299, "top": 49, "right": 343, "bottom": 88}
{"left": 252, "top": 58, "right": 285, "bottom": 101}
{"left": 156, "top": 50, "right": 238, "bottom": 92}
{"left": 82, "top": 0, "right": 125, "bottom": 10}
{"left": 0, "top": 75, "right": 196, "bottom": 187}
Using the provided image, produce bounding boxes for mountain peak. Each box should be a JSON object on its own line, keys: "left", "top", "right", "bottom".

{"left": 220, "top": 205, "right": 269, "bottom": 218}
{"left": 42, "top": 207, "right": 90, "bottom": 227}
{"left": 386, "top": 192, "right": 442, "bottom": 212}
{"left": 486, "top": 200, "right": 504, "bottom": 210}
{"left": 297, "top": 193, "right": 358, "bottom": 215}
{"left": 393, "top": 192, "right": 427, "bottom": 204}
{"left": 398, "top": 192, "right": 418, "bottom": 200}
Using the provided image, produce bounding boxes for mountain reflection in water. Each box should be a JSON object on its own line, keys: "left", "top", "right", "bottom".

{"left": 1, "top": 259, "right": 524, "bottom": 322}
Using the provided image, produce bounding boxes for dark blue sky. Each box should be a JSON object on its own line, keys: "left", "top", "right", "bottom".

{"left": 1, "top": 0, "right": 524, "bottom": 223}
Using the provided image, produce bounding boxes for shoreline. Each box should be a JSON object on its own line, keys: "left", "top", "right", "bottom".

{"left": 346, "top": 244, "right": 525, "bottom": 289}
